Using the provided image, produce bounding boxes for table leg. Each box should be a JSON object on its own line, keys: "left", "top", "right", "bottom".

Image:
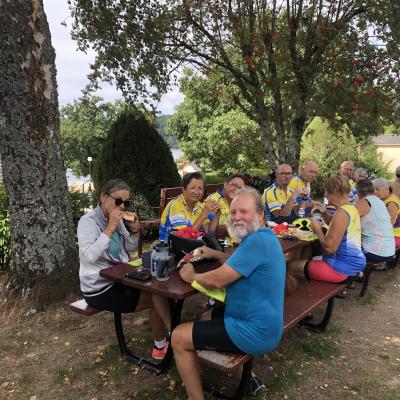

{"left": 113, "top": 298, "right": 184, "bottom": 375}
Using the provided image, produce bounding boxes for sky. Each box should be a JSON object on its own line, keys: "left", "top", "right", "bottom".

{"left": 43, "top": 0, "right": 183, "bottom": 115}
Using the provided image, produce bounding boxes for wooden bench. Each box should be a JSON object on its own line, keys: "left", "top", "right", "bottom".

{"left": 138, "top": 183, "right": 224, "bottom": 254}
{"left": 69, "top": 299, "right": 103, "bottom": 316}
{"left": 197, "top": 280, "right": 347, "bottom": 399}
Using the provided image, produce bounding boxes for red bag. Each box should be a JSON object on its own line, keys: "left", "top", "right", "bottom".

{"left": 271, "top": 224, "right": 289, "bottom": 235}
{"left": 175, "top": 227, "right": 203, "bottom": 239}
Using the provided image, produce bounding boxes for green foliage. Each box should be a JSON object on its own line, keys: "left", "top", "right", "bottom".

{"left": 167, "top": 70, "right": 266, "bottom": 175}
{"left": 95, "top": 107, "right": 181, "bottom": 206}
{"left": 301, "top": 118, "right": 391, "bottom": 196}
{"left": 60, "top": 96, "right": 126, "bottom": 177}
{"left": 68, "top": 190, "right": 92, "bottom": 228}
{"left": 71, "top": 1, "right": 400, "bottom": 167}
{"left": 0, "top": 183, "right": 11, "bottom": 270}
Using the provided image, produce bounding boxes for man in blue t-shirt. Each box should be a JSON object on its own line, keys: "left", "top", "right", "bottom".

{"left": 171, "top": 187, "right": 286, "bottom": 399}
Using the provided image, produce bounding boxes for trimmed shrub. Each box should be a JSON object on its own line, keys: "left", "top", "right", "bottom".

{"left": 94, "top": 107, "right": 181, "bottom": 207}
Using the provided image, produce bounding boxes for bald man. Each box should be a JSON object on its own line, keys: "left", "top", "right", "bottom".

{"left": 289, "top": 161, "right": 319, "bottom": 213}
{"left": 262, "top": 164, "right": 307, "bottom": 223}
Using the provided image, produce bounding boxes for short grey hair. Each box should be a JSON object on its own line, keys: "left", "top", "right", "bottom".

{"left": 101, "top": 179, "right": 130, "bottom": 195}
{"left": 372, "top": 177, "right": 390, "bottom": 189}
{"left": 234, "top": 186, "right": 264, "bottom": 213}
{"left": 354, "top": 167, "right": 367, "bottom": 176}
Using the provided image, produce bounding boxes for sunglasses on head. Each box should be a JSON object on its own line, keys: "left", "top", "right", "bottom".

{"left": 109, "top": 194, "right": 132, "bottom": 208}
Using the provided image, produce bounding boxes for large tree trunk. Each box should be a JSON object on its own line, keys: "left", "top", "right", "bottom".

{"left": 0, "top": 0, "right": 78, "bottom": 305}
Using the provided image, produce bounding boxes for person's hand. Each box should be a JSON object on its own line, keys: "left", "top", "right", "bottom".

{"left": 204, "top": 198, "right": 219, "bottom": 213}
{"left": 291, "top": 188, "right": 302, "bottom": 199}
{"left": 105, "top": 208, "right": 124, "bottom": 236}
{"left": 311, "top": 203, "right": 326, "bottom": 214}
{"left": 300, "top": 188, "right": 309, "bottom": 198}
{"left": 179, "top": 262, "right": 195, "bottom": 284}
{"left": 123, "top": 212, "right": 140, "bottom": 233}
{"left": 311, "top": 200, "right": 322, "bottom": 209}
{"left": 195, "top": 245, "right": 221, "bottom": 260}
{"left": 310, "top": 218, "right": 323, "bottom": 232}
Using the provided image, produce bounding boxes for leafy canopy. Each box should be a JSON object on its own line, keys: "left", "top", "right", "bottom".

{"left": 71, "top": 0, "right": 400, "bottom": 168}
{"left": 167, "top": 69, "right": 266, "bottom": 175}
{"left": 60, "top": 96, "right": 125, "bottom": 177}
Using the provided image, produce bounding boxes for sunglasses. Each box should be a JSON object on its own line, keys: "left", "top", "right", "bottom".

{"left": 109, "top": 194, "right": 132, "bottom": 208}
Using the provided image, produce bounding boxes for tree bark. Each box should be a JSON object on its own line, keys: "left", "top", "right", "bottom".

{"left": 0, "top": 0, "right": 78, "bottom": 305}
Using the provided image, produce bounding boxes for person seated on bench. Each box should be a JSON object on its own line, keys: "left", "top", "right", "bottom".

{"left": 78, "top": 179, "right": 171, "bottom": 360}
{"left": 286, "top": 175, "right": 366, "bottom": 294}
{"left": 159, "top": 172, "right": 220, "bottom": 241}
{"left": 355, "top": 179, "right": 395, "bottom": 262}
{"left": 171, "top": 187, "right": 286, "bottom": 400}
{"left": 205, "top": 173, "right": 246, "bottom": 226}
{"left": 373, "top": 177, "right": 400, "bottom": 248}
{"left": 262, "top": 164, "right": 308, "bottom": 223}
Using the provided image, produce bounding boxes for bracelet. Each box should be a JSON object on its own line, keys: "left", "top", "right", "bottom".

{"left": 301, "top": 196, "right": 308, "bottom": 200}
{"left": 130, "top": 229, "right": 139, "bottom": 234}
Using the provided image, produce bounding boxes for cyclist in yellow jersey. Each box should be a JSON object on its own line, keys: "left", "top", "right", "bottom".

{"left": 373, "top": 178, "right": 400, "bottom": 247}
{"left": 289, "top": 161, "right": 319, "bottom": 214}
{"left": 159, "top": 172, "right": 220, "bottom": 241}
{"left": 206, "top": 174, "right": 246, "bottom": 226}
{"left": 262, "top": 164, "right": 308, "bottom": 223}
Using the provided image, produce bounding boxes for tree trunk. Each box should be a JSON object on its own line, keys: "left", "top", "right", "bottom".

{"left": 0, "top": 0, "right": 78, "bottom": 305}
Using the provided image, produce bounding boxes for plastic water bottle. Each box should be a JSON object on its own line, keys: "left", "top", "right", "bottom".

{"left": 150, "top": 244, "right": 158, "bottom": 277}
{"left": 298, "top": 207, "right": 305, "bottom": 218}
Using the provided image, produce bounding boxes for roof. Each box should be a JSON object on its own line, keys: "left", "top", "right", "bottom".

{"left": 372, "top": 134, "right": 400, "bottom": 145}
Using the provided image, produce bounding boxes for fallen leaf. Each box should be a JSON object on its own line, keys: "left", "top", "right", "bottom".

{"left": 64, "top": 342, "right": 70, "bottom": 346}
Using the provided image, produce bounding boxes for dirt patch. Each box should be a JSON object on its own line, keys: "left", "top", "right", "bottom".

{"left": 0, "top": 268, "right": 399, "bottom": 400}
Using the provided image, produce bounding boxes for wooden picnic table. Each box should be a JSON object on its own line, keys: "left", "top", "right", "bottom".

{"left": 99, "top": 237, "right": 312, "bottom": 374}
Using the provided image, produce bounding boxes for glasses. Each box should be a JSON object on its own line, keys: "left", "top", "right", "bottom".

{"left": 109, "top": 194, "right": 132, "bottom": 208}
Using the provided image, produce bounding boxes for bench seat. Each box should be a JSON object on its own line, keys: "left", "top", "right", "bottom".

{"left": 197, "top": 280, "right": 346, "bottom": 398}
{"left": 69, "top": 299, "right": 103, "bottom": 316}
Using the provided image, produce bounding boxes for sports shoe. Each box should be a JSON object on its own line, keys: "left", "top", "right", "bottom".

{"left": 152, "top": 341, "right": 169, "bottom": 360}
{"left": 248, "top": 375, "right": 265, "bottom": 395}
{"left": 336, "top": 288, "right": 347, "bottom": 299}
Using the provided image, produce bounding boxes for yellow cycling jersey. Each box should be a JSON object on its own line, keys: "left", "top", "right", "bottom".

{"left": 384, "top": 194, "right": 400, "bottom": 237}
{"left": 262, "top": 183, "right": 297, "bottom": 222}
{"left": 159, "top": 194, "right": 206, "bottom": 241}
{"left": 206, "top": 191, "right": 230, "bottom": 225}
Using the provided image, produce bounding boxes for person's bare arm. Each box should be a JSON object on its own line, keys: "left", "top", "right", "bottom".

{"left": 179, "top": 262, "right": 241, "bottom": 289}
{"left": 355, "top": 198, "right": 370, "bottom": 217}
{"left": 311, "top": 209, "right": 349, "bottom": 254}
{"left": 192, "top": 199, "right": 219, "bottom": 230}
{"left": 271, "top": 188, "right": 301, "bottom": 217}
{"left": 386, "top": 202, "right": 399, "bottom": 226}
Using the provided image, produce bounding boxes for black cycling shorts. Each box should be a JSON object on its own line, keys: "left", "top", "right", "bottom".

{"left": 192, "top": 305, "right": 243, "bottom": 353}
{"left": 84, "top": 283, "right": 140, "bottom": 313}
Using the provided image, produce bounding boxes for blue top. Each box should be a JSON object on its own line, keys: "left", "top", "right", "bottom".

{"left": 323, "top": 205, "right": 366, "bottom": 276}
{"left": 224, "top": 228, "right": 286, "bottom": 356}
{"left": 361, "top": 195, "right": 395, "bottom": 257}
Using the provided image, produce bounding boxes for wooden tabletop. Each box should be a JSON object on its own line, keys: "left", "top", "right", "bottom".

{"left": 100, "top": 236, "right": 314, "bottom": 300}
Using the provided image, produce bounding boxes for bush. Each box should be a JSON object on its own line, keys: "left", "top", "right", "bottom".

{"left": 68, "top": 190, "right": 92, "bottom": 228}
{"left": 301, "top": 119, "right": 391, "bottom": 197}
{"left": 94, "top": 106, "right": 181, "bottom": 206}
{"left": 0, "top": 184, "right": 11, "bottom": 271}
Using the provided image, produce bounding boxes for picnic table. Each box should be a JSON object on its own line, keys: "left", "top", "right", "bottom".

{"left": 98, "top": 237, "right": 312, "bottom": 374}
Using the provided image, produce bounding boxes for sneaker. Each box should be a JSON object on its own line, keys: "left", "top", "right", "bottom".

{"left": 152, "top": 342, "right": 169, "bottom": 360}
{"left": 248, "top": 375, "right": 265, "bottom": 395}
{"left": 336, "top": 288, "right": 347, "bottom": 299}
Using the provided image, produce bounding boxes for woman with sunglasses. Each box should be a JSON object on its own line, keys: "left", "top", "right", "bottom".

{"left": 78, "top": 179, "right": 171, "bottom": 360}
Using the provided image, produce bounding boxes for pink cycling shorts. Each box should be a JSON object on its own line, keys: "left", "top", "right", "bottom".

{"left": 305, "top": 259, "right": 348, "bottom": 283}
{"left": 395, "top": 236, "right": 400, "bottom": 248}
